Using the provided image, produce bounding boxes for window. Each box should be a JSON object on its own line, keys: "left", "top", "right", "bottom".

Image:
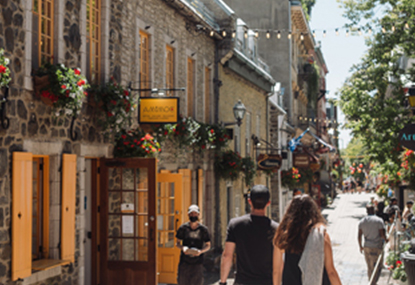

{"left": 32, "top": 0, "right": 54, "bottom": 69}
{"left": 187, "top": 58, "right": 194, "bottom": 117}
{"left": 166, "top": 45, "right": 174, "bottom": 96}
{"left": 32, "top": 156, "right": 49, "bottom": 261}
{"left": 204, "top": 68, "right": 211, "bottom": 123}
{"left": 12, "top": 153, "right": 76, "bottom": 281}
{"left": 139, "top": 31, "right": 150, "bottom": 97}
{"left": 86, "top": 0, "right": 101, "bottom": 84}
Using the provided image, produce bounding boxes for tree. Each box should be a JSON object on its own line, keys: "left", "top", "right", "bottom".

{"left": 338, "top": 0, "right": 415, "bottom": 172}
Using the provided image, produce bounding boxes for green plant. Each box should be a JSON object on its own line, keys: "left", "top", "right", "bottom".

{"left": 90, "top": 78, "right": 137, "bottom": 133}
{"left": 0, "top": 49, "right": 11, "bottom": 89}
{"left": 376, "top": 184, "right": 389, "bottom": 200}
{"left": 241, "top": 157, "right": 256, "bottom": 187}
{"left": 171, "top": 115, "right": 200, "bottom": 147}
{"left": 400, "top": 149, "right": 415, "bottom": 189}
{"left": 34, "top": 63, "right": 89, "bottom": 117}
{"left": 210, "top": 124, "right": 231, "bottom": 150}
{"left": 113, "top": 129, "right": 161, "bottom": 158}
{"left": 299, "top": 168, "right": 314, "bottom": 184}
{"left": 194, "top": 123, "right": 215, "bottom": 150}
{"left": 281, "top": 167, "right": 301, "bottom": 189}
{"left": 214, "top": 150, "right": 242, "bottom": 181}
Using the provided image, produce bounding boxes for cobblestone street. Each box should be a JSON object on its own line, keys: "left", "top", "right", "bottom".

{"left": 209, "top": 192, "right": 399, "bottom": 285}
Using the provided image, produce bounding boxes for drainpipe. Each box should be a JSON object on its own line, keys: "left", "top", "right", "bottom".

{"left": 213, "top": 40, "right": 222, "bottom": 251}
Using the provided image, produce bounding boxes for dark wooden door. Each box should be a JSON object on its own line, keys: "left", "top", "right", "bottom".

{"left": 100, "top": 158, "right": 157, "bottom": 285}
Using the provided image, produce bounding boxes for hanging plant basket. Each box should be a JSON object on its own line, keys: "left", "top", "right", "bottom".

{"left": 214, "top": 150, "right": 243, "bottom": 181}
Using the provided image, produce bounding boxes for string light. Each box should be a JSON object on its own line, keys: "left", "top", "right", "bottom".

{"left": 277, "top": 30, "right": 281, "bottom": 39}
{"left": 391, "top": 24, "right": 396, "bottom": 32}
{"left": 266, "top": 30, "right": 271, "bottom": 39}
{"left": 358, "top": 28, "right": 362, "bottom": 36}
{"left": 210, "top": 30, "right": 214, "bottom": 37}
{"left": 244, "top": 31, "right": 248, "bottom": 39}
{"left": 405, "top": 22, "right": 410, "bottom": 29}
{"left": 232, "top": 30, "right": 236, "bottom": 38}
{"left": 346, "top": 29, "right": 349, "bottom": 37}
{"left": 382, "top": 26, "right": 386, "bottom": 33}
{"left": 323, "top": 30, "right": 326, "bottom": 37}
{"left": 300, "top": 33, "right": 304, "bottom": 41}
{"left": 255, "top": 30, "right": 259, "bottom": 38}
{"left": 335, "top": 28, "right": 339, "bottom": 36}
{"left": 222, "top": 30, "right": 227, "bottom": 37}
{"left": 288, "top": 31, "right": 292, "bottom": 39}
{"left": 313, "top": 30, "right": 316, "bottom": 38}
{"left": 368, "top": 27, "right": 372, "bottom": 34}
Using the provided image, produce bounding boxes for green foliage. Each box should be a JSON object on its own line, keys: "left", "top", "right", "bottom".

{"left": 338, "top": 0, "right": 415, "bottom": 174}
{"left": 241, "top": 157, "right": 257, "bottom": 187}
{"left": 399, "top": 149, "right": 415, "bottom": 189}
{"left": 301, "top": 0, "right": 316, "bottom": 20}
{"left": 0, "top": 49, "right": 11, "bottom": 89}
{"left": 214, "top": 150, "right": 243, "bottom": 181}
{"left": 114, "top": 129, "right": 161, "bottom": 158}
{"left": 34, "top": 63, "right": 89, "bottom": 117}
{"left": 306, "top": 63, "right": 320, "bottom": 109}
{"left": 90, "top": 78, "right": 137, "bottom": 133}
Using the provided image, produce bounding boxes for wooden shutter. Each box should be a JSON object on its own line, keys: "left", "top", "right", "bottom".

{"left": 61, "top": 154, "right": 77, "bottom": 262}
{"left": 178, "top": 169, "right": 192, "bottom": 220}
{"left": 197, "top": 169, "right": 204, "bottom": 222}
{"left": 12, "top": 152, "right": 33, "bottom": 281}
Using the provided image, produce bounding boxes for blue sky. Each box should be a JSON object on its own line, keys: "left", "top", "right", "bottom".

{"left": 309, "top": 0, "right": 368, "bottom": 149}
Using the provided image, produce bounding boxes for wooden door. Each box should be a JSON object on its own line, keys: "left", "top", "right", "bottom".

{"left": 100, "top": 158, "right": 157, "bottom": 285}
{"left": 157, "top": 173, "right": 183, "bottom": 284}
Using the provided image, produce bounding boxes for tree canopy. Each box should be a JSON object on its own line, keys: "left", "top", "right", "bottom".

{"left": 338, "top": 0, "right": 415, "bottom": 171}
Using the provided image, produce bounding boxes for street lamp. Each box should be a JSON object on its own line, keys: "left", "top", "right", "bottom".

{"left": 223, "top": 100, "right": 247, "bottom": 127}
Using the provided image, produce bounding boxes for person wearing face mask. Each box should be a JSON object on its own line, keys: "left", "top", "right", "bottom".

{"left": 175, "top": 204, "right": 211, "bottom": 285}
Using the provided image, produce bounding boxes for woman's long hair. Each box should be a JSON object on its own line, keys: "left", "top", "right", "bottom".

{"left": 274, "top": 194, "right": 326, "bottom": 254}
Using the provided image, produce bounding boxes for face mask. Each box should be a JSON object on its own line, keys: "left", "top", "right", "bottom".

{"left": 189, "top": 216, "right": 198, "bottom": 222}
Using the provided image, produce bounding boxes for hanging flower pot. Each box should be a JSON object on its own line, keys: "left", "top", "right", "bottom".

{"left": 114, "top": 128, "right": 161, "bottom": 158}
{"left": 32, "top": 63, "right": 89, "bottom": 117}
{"left": 0, "top": 49, "right": 11, "bottom": 89}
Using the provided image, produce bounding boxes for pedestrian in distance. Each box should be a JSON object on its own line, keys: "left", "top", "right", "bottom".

{"left": 273, "top": 194, "right": 342, "bottom": 285}
{"left": 220, "top": 185, "right": 278, "bottom": 285}
{"left": 175, "top": 204, "right": 211, "bottom": 285}
{"left": 358, "top": 204, "right": 388, "bottom": 283}
{"left": 402, "top": 200, "right": 414, "bottom": 224}
{"left": 383, "top": 196, "right": 398, "bottom": 215}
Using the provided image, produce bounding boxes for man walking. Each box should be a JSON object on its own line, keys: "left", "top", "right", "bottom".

{"left": 220, "top": 185, "right": 278, "bottom": 285}
{"left": 358, "top": 204, "right": 388, "bottom": 282}
{"left": 176, "top": 205, "right": 211, "bottom": 285}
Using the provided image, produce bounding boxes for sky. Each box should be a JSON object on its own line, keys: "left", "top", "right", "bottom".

{"left": 309, "top": 0, "right": 368, "bottom": 149}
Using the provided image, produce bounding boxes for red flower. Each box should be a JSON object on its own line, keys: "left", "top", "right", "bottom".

{"left": 77, "top": 79, "right": 85, "bottom": 86}
{"left": 61, "top": 85, "right": 66, "bottom": 89}
{"left": 121, "top": 134, "right": 127, "bottom": 139}
{"left": 144, "top": 134, "right": 154, "bottom": 141}
{"left": 396, "top": 260, "right": 402, "bottom": 265}
{"left": 84, "top": 91, "right": 88, "bottom": 96}
{"left": 107, "top": 112, "right": 113, "bottom": 117}
{"left": 164, "top": 130, "right": 168, "bottom": 135}
{"left": 124, "top": 90, "right": 129, "bottom": 96}
{"left": 123, "top": 141, "right": 129, "bottom": 145}
{"left": 0, "top": 65, "right": 6, "bottom": 73}
{"left": 111, "top": 100, "right": 117, "bottom": 105}
{"left": 202, "top": 145, "right": 206, "bottom": 149}
{"left": 130, "top": 144, "right": 135, "bottom": 148}
{"left": 210, "top": 129, "right": 214, "bottom": 134}
{"left": 74, "top": 69, "right": 81, "bottom": 75}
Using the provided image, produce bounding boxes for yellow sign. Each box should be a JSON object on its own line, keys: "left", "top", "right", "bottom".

{"left": 139, "top": 97, "right": 179, "bottom": 124}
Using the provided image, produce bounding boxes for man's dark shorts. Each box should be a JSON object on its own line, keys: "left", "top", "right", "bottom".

{"left": 177, "top": 262, "right": 203, "bottom": 285}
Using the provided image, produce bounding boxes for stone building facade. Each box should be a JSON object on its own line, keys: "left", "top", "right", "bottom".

{"left": 0, "top": 0, "right": 226, "bottom": 284}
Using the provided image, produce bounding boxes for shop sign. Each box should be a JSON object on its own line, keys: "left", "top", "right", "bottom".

{"left": 399, "top": 124, "right": 415, "bottom": 151}
{"left": 139, "top": 97, "right": 179, "bottom": 124}
{"left": 294, "top": 154, "right": 309, "bottom": 168}
{"left": 257, "top": 154, "right": 282, "bottom": 170}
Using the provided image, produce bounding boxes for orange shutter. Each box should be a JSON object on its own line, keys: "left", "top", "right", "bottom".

{"left": 178, "top": 169, "right": 192, "bottom": 220}
{"left": 61, "top": 154, "right": 77, "bottom": 262}
{"left": 12, "top": 152, "right": 33, "bottom": 281}
{"left": 197, "top": 169, "right": 204, "bottom": 221}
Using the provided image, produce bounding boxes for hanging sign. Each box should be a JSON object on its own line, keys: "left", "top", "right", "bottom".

{"left": 139, "top": 97, "right": 179, "bottom": 124}
{"left": 294, "top": 154, "right": 309, "bottom": 168}
{"left": 257, "top": 154, "right": 282, "bottom": 170}
{"left": 399, "top": 124, "right": 415, "bottom": 151}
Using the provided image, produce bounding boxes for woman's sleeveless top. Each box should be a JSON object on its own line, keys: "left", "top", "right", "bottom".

{"left": 283, "top": 251, "right": 331, "bottom": 285}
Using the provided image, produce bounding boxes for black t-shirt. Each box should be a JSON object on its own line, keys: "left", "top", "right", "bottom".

{"left": 226, "top": 214, "right": 279, "bottom": 285}
{"left": 176, "top": 222, "right": 211, "bottom": 265}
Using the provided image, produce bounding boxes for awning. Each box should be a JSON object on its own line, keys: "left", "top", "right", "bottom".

{"left": 309, "top": 132, "right": 336, "bottom": 152}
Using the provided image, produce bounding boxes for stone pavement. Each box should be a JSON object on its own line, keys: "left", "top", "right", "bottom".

{"left": 206, "top": 192, "right": 399, "bottom": 285}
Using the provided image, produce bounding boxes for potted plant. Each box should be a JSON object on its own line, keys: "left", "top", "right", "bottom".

{"left": 214, "top": 150, "right": 242, "bottom": 181}
{"left": 90, "top": 78, "right": 137, "bottom": 133}
{"left": 114, "top": 129, "right": 161, "bottom": 158}
{"left": 33, "top": 63, "right": 89, "bottom": 117}
{"left": 281, "top": 167, "right": 301, "bottom": 189}
{"left": 0, "top": 49, "right": 11, "bottom": 89}
{"left": 170, "top": 115, "right": 200, "bottom": 147}
{"left": 241, "top": 157, "right": 256, "bottom": 187}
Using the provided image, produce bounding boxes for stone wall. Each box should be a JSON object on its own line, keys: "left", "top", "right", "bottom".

{"left": 0, "top": 0, "right": 217, "bottom": 283}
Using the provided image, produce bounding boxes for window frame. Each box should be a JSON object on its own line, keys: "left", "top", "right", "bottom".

{"left": 204, "top": 67, "right": 211, "bottom": 123}
{"left": 139, "top": 31, "right": 150, "bottom": 97}
{"left": 187, "top": 57, "right": 195, "bottom": 117}
{"left": 32, "top": 0, "right": 54, "bottom": 68}
{"left": 166, "top": 45, "right": 174, "bottom": 97}
{"left": 86, "top": 0, "right": 101, "bottom": 84}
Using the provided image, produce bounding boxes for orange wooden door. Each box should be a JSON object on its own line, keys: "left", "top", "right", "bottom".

{"left": 99, "top": 158, "right": 157, "bottom": 285}
{"left": 157, "top": 173, "right": 183, "bottom": 284}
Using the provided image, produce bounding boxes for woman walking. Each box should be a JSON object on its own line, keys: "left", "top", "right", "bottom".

{"left": 273, "top": 195, "right": 342, "bottom": 285}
